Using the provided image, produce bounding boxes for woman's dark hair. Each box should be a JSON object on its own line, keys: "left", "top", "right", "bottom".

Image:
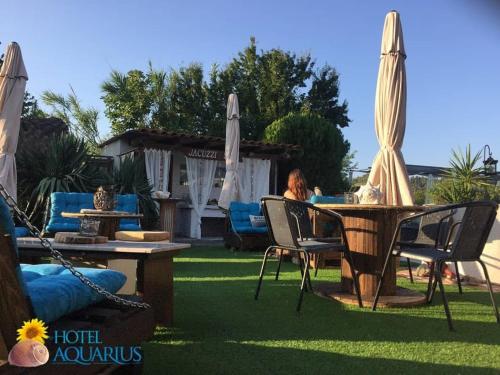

{"left": 287, "top": 169, "right": 308, "bottom": 201}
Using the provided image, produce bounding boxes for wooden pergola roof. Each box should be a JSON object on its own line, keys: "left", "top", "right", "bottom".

{"left": 100, "top": 129, "right": 301, "bottom": 159}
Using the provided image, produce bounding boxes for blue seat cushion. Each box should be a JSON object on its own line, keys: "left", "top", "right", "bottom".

{"left": 21, "top": 264, "right": 126, "bottom": 323}
{"left": 309, "top": 195, "right": 345, "bottom": 204}
{"left": 229, "top": 202, "right": 268, "bottom": 234}
{"left": 232, "top": 225, "right": 268, "bottom": 234}
{"left": 45, "top": 192, "right": 94, "bottom": 233}
{"left": 116, "top": 194, "right": 141, "bottom": 231}
{"left": 15, "top": 226, "right": 29, "bottom": 238}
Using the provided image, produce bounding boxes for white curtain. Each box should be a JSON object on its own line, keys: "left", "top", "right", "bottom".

{"left": 144, "top": 148, "right": 171, "bottom": 192}
{"left": 239, "top": 158, "right": 270, "bottom": 203}
{"left": 186, "top": 157, "right": 217, "bottom": 239}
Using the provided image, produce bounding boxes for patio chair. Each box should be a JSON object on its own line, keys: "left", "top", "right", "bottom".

{"left": 274, "top": 199, "right": 341, "bottom": 279}
{"left": 372, "top": 201, "right": 499, "bottom": 331}
{"left": 397, "top": 208, "right": 460, "bottom": 300}
{"left": 223, "top": 201, "right": 270, "bottom": 251}
{"left": 255, "top": 196, "right": 362, "bottom": 311}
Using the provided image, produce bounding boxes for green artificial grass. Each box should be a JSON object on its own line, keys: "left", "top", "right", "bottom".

{"left": 142, "top": 247, "right": 500, "bottom": 374}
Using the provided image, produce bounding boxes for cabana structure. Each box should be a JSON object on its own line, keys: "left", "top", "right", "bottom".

{"left": 100, "top": 129, "right": 299, "bottom": 238}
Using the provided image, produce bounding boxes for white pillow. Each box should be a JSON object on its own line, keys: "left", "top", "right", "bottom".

{"left": 249, "top": 215, "right": 266, "bottom": 227}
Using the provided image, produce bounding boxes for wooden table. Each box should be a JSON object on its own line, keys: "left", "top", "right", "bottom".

{"left": 61, "top": 212, "right": 143, "bottom": 240}
{"left": 314, "top": 204, "right": 426, "bottom": 306}
{"left": 17, "top": 238, "right": 190, "bottom": 325}
{"left": 155, "top": 198, "right": 182, "bottom": 241}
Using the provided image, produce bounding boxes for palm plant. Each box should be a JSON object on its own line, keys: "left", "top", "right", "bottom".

{"left": 17, "top": 133, "right": 106, "bottom": 226}
{"left": 432, "top": 145, "right": 488, "bottom": 203}
{"left": 41, "top": 87, "right": 101, "bottom": 153}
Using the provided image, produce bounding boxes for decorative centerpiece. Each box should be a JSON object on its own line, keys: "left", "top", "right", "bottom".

{"left": 93, "top": 186, "right": 116, "bottom": 211}
{"left": 355, "top": 183, "right": 383, "bottom": 204}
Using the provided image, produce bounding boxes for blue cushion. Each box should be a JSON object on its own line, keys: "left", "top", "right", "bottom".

{"left": 45, "top": 192, "right": 94, "bottom": 233}
{"left": 229, "top": 202, "right": 268, "bottom": 234}
{"left": 233, "top": 225, "right": 268, "bottom": 234}
{"left": 15, "top": 226, "right": 29, "bottom": 238}
{"left": 309, "top": 195, "right": 345, "bottom": 204}
{"left": 21, "top": 264, "right": 126, "bottom": 323}
{"left": 116, "top": 194, "right": 141, "bottom": 231}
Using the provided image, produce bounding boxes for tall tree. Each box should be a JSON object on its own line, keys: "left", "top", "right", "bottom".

{"left": 205, "top": 64, "right": 232, "bottom": 137}
{"left": 164, "top": 63, "right": 207, "bottom": 134}
{"left": 304, "top": 64, "right": 350, "bottom": 127}
{"left": 21, "top": 92, "right": 47, "bottom": 119}
{"left": 41, "top": 87, "right": 101, "bottom": 152}
{"left": 264, "top": 112, "right": 350, "bottom": 193}
{"left": 101, "top": 69, "right": 152, "bottom": 134}
{"left": 100, "top": 37, "right": 351, "bottom": 140}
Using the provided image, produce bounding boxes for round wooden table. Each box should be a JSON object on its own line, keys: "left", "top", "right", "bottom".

{"left": 313, "top": 203, "right": 427, "bottom": 307}
{"left": 61, "top": 212, "right": 143, "bottom": 240}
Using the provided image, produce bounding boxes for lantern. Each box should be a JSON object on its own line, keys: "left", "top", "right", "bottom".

{"left": 483, "top": 145, "right": 498, "bottom": 176}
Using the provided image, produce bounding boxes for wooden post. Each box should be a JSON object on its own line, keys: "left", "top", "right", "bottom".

{"left": 0, "top": 235, "right": 32, "bottom": 350}
{"left": 141, "top": 256, "right": 174, "bottom": 326}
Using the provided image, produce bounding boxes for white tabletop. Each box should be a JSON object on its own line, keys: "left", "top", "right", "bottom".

{"left": 17, "top": 237, "right": 191, "bottom": 254}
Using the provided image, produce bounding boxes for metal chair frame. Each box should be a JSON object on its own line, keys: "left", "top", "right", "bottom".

{"left": 255, "top": 196, "right": 363, "bottom": 311}
{"left": 372, "top": 201, "right": 499, "bottom": 331}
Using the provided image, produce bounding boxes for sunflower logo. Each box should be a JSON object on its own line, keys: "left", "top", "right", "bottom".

{"left": 16, "top": 319, "right": 49, "bottom": 344}
{"left": 9, "top": 319, "right": 50, "bottom": 368}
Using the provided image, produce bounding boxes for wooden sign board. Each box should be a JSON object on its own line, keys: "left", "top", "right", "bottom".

{"left": 183, "top": 148, "right": 224, "bottom": 160}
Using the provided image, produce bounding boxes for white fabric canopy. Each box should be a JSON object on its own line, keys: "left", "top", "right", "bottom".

{"left": 144, "top": 148, "right": 171, "bottom": 193}
{"left": 367, "top": 11, "right": 413, "bottom": 206}
{"left": 186, "top": 157, "right": 217, "bottom": 239}
{"left": 218, "top": 93, "right": 241, "bottom": 209}
{"left": 239, "top": 158, "right": 271, "bottom": 203}
{"left": 0, "top": 42, "right": 28, "bottom": 202}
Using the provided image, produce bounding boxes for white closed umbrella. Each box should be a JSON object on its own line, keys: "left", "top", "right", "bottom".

{"left": 368, "top": 11, "right": 413, "bottom": 206}
{"left": 0, "top": 42, "right": 28, "bottom": 201}
{"left": 218, "top": 93, "right": 241, "bottom": 210}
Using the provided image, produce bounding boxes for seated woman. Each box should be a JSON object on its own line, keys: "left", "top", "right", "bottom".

{"left": 284, "top": 169, "right": 313, "bottom": 202}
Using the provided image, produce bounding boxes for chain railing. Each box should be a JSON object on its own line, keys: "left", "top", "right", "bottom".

{"left": 0, "top": 184, "right": 150, "bottom": 309}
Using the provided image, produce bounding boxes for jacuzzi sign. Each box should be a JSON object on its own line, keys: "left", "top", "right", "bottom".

{"left": 185, "top": 148, "right": 221, "bottom": 160}
{"left": 52, "top": 329, "right": 143, "bottom": 366}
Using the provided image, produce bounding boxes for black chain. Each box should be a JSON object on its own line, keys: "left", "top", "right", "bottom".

{"left": 0, "top": 185, "right": 150, "bottom": 309}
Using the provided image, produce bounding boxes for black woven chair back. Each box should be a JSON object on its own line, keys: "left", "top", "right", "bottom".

{"left": 285, "top": 199, "right": 314, "bottom": 240}
{"left": 450, "top": 201, "right": 498, "bottom": 261}
{"left": 261, "top": 196, "right": 299, "bottom": 248}
{"left": 416, "top": 210, "right": 454, "bottom": 247}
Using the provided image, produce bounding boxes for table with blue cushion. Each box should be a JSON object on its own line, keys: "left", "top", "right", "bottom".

{"left": 17, "top": 237, "right": 190, "bottom": 325}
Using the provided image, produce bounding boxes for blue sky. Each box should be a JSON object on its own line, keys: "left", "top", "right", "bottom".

{"left": 1, "top": 0, "right": 499, "bottom": 170}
